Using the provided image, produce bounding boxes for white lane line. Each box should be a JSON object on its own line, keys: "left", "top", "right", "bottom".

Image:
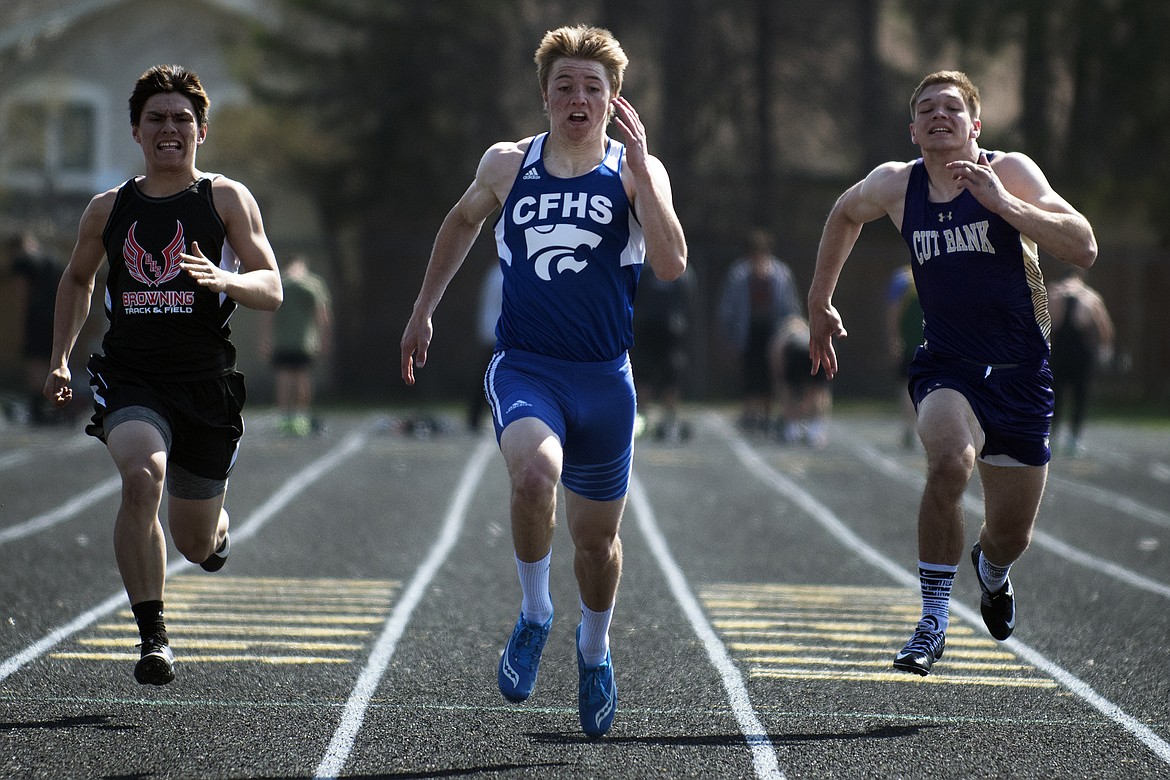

{"left": 1029, "top": 532, "right": 1170, "bottom": 599}
{"left": 0, "top": 451, "right": 31, "bottom": 469}
{"left": 0, "top": 432, "right": 93, "bottom": 472}
{"left": 0, "top": 591, "right": 127, "bottom": 685}
{"left": 315, "top": 436, "right": 495, "bottom": 780}
{"left": 707, "top": 413, "right": 1170, "bottom": 768}
{"left": 0, "top": 433, "right": 117, "bottom": 544}
{"left": 0, "top": 426, "right": 369, "bottom": 684}
{"left": 629, "top": 474, "right": 785, "bottom": 780}
{"left": 1046, "top": 474, "right": 1170, "bottom": 530}
{"left": 838, "top": 424, "right": 1170, "bottom": 600}
{"left": 0, "top": 476, "right": 121, "bottom": 545}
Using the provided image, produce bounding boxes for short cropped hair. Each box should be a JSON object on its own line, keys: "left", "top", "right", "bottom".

{"left": 534, "top": 25, "right": 629, "bottom": 97}
{"left": 909, "top": 70, "right": 981, "bottom": 120}
{"left": 128, "top": 64, "right": 210, "bottom": 127}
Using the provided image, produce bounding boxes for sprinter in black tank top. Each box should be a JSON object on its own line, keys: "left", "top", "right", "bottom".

{"left": 43, "top": 65, "right": 283, "bottom": 686}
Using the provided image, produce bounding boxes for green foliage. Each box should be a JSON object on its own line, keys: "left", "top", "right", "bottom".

{"left": 231, "top": 0, "right": 1170, "bottom": 400}
{"left": 243, "top": 0, "right": 520, "bottom": 231}
{"left": 899, "top": 0, "right": 1170, "bottom": 244}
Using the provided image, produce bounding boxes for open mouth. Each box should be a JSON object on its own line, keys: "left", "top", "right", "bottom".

{"left": 569, "top": 112, "right": 588, "bottom": 124}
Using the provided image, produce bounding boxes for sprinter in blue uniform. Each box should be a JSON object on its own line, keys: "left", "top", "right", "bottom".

{"left": 400, "top": 25, "right": 686, "bottom": 736}
{"left": 808, "top": 71, "right": 1096, "bottom": 676}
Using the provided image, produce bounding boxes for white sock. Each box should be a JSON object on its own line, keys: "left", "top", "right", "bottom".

{"left": 978, "top": 551, "right": 1012, "bottom": 592}
{"left": 516, "top": 551, "right": 553, "bottom": 624}
{"left": 578, "top": 598, "right": 613, "bottom": 667}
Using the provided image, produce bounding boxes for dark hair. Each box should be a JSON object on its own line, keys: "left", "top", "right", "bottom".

{"left": 128, "top": 64, "right": 210, "bottom": 127}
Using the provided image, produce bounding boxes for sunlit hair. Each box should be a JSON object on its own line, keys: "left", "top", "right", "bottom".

{"left": 129, "top": 64, "right": 210, "bottom": 127}
{"left": 909, "top": 70, "right": 981, "bottom": 120}
{"left": 534, "top": 25, "right": 629, "bottom": 98}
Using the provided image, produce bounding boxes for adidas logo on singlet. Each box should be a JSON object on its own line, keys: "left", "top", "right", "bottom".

{"left": 522, "top": 167, "right": 540, "bottom": 180}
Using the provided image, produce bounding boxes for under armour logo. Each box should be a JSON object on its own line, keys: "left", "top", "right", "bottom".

{"left": 938, "top": 212, "right": 953, "bottom": 223}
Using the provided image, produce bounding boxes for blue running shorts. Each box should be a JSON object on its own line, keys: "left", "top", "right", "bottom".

{"left": 485, "top": 349, "right": 635, "bottom": 501}
{"left": 908, "top": 347, "right": 1053, "bottom": 467}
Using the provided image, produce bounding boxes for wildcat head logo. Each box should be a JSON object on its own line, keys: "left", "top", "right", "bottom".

{"left": 124, "top": 220, "right": 185, "bottom": 287}
{"left": 524, "top": 224, "right": 601, "bottom": 281}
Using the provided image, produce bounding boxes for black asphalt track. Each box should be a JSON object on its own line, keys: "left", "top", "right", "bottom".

{"left": 1, "top": 407, "right": 1167, "bottom": 779}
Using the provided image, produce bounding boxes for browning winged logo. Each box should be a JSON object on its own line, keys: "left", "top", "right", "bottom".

{"left": 124, "top": 221, "right": 185, "bottom": 287}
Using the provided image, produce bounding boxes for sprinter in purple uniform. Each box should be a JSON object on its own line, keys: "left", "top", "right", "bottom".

{"left": 807, "top": 71, "right": 1096, "bottom": 675}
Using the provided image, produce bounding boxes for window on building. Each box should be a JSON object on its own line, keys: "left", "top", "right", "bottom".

{"left": 5, "top": 103, "right": 48, "bottom": 170}
{"left": 58, "top": 103, "right": 97, "bottom": 173}
{"left": 2, "top": 98, "right": 98, "bottom": 184}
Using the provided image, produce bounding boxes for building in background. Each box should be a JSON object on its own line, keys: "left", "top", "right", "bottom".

{"left": 0, "top": 0, "right": 316, "bottom": 395}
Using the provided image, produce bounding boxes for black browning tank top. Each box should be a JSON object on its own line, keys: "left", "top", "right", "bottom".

{"left": 99, "top": 176, "right": 239, "bottom": 380}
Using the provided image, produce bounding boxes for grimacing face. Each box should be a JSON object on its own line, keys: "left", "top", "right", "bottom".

{"left": 133, "top": 92, "right": 206, "bottom": 169}
{"left": 909, "top": 83, "right": 980, "bottom": 150}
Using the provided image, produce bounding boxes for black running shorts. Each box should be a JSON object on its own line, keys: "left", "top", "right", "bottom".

{"left": 85, "top": 354, "right": 246, "bottom": 484}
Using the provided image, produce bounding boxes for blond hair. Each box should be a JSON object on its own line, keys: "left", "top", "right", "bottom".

{"left": 534, "top": 25, "right": 629, "bottom": 97}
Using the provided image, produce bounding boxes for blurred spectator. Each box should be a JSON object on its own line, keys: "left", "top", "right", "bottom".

{"left": 8, "top": 232, "right": 63, "bottom": 425}
{"left": 769, "top": 314, "right": 831, "bottom": 446}
{"left": 468, "top": 262, "right": 503, "bottom": 432}
{"left": 1047, "top": 267, "right": 1114, "bottom": 456}
{"left": 885, "top": 264, "right": 923, "bottom": 448}
{"left": 632, "top": 264, "right": 693, "bottom": 443}
{"left": 263, "top": 254, "right": 332, "bottom": 436}
{"left": 718, "top": 229, "right": 801, "bottom": 433}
